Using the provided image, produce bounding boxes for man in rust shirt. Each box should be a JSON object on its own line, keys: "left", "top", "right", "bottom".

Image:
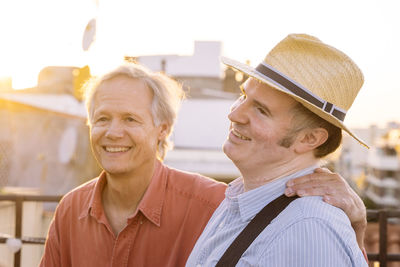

{"left": 40, "top": 63, "right": 367, "bottom": 267}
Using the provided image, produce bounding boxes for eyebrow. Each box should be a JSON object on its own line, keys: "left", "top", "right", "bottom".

{"left": 242, "top": 84, "right": 273, "bottom": 116}
{"left": 93, "top": 109, "right": 142, "bottom": 119}
{"left": 253, "top": 99, "right": 272, "bottom": 116}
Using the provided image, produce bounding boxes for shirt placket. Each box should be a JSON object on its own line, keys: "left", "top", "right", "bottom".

{"left": 110, "top": 216, "right": 142, "bottom": 267}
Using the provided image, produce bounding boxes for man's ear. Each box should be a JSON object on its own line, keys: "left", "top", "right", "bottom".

{"left": 158, "top": 123, "right": 170, "bottom": 141}
{"left": 294, "top": 128, "right": 328, "bottom": 154}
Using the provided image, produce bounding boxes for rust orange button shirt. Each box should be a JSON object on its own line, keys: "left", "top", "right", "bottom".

{"left": 40, "top": 161, "right": 226, "bottom": 267}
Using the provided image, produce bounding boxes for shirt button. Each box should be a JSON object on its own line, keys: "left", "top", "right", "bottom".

{"left": 196, "top": 264, "right": 202, "bottom": 267}
{"left": 218, "top": 222, "right": 224, "bottom": 228}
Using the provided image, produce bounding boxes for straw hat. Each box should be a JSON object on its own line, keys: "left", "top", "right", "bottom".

{"left": 222, "top": 33, "right": 369, "bottom": 148}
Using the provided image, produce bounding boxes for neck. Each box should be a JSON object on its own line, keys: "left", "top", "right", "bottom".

{"left": 103, "top": 160, "right": 157, "bottom": 213}
{"left": 241, "top": 155, "right": 319, "bottom": 192}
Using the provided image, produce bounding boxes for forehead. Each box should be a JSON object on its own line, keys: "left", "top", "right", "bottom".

{"left": 243, "top": 78, "right": 297, "bottom": 111}
{"left": 93, "top": 75, "right": 153, "bottom": 112}
{"left": 97, "top": 74, "right": 150, "bottom": 95}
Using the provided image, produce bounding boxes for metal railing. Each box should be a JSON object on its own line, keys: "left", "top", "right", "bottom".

{"left": 0, "top": 195, "right": 400, "bottom": 267}
{"left": 367, "top": 209, "right": 400, "bottom": 267}
{"left": 0, "top": 194, "right": 62, "bottom": 267}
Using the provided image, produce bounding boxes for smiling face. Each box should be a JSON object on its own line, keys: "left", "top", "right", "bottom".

{"left": 90, "top": 75, "right": 167, "bottom": 177}
{"left": 223, "top": 78, "right": 299, "bottom": 173}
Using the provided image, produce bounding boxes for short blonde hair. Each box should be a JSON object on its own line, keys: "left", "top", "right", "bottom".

{"left": 84, "top": 62, "right": 184, "bottom": 160}
{"left": 279, "top": 102, "right": 342, "bottom": 158}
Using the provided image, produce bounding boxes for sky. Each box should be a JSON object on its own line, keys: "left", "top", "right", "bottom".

{"left": 0, "top": 0, "right": 399, "bottom": 128}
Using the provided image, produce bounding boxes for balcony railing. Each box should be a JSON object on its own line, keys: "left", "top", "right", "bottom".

{"left": 0, "top": 194, "right": 400, "bottom": 267}
{"left": 367, "top": 209, "right": 400, "bottom": 267}
{"left": 0, "top": 194, "right": 62, "bottom": 267}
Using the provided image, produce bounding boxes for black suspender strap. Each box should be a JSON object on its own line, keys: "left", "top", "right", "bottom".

{"left": 216, "top": 194, "right": 299, "bottom": 267}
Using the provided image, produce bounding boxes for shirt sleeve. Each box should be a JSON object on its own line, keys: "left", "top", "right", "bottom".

{"left": 39, "top": 199, "right": 67, "bottom": 267}
{"left": 259, "top": 218, "right": 368, "bottom": 267}
{"left": 39, "top": 219, "right": 61, "bottom": 267}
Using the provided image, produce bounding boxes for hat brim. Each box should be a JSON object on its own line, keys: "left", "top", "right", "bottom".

{"left": 221, "top": 56, "right": 369, "bottom": 149}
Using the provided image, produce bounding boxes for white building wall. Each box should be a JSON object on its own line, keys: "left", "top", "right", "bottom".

{"left": 138, "top": 41, "right": 222, "bottom": 78}
{"left": 164, "top": 98, "right": 240, "bottom": 179}
{"left": 172, "top": 99, "right": 233, "bottom": 149}
{"left": 138, "top": 55, "right": 179, "bottom": 73}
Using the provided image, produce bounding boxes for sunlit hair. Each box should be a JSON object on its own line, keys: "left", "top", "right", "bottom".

{"left": 279, "top": 102, "right": 342, "bottom": 158}
{"left": 83, "top": 62, "right": 184, "bottom": 160}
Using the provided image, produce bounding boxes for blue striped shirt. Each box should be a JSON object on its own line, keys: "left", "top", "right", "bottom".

{"left": 186, "top": 166, "right": 367, "bottom": 267}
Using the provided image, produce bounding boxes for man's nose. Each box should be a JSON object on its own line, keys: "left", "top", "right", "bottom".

{"left": 228, "top": 99, "right": 248, "bottom": 124}
{"left": 105, "top": 120, "right": 124, "bottom": 139}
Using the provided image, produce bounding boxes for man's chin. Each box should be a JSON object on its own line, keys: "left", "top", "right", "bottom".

{"left": 222, "top": 142, "right": 230, "bottom": 157}
{"left": 223, "top": 143, "right": 239, "bottom": 163}
{"left": 103, "top": 167, "right": 129, "bottom": 177}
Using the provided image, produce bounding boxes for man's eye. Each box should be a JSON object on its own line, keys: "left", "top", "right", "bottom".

{"left": 257, "top": 107, "right": 267, "bottom": 116}
{"left": 96, "top": 117, "right": 107, "bottom": 122}
{"left": 126, "top": 117, "right": 135, "bottom": 122}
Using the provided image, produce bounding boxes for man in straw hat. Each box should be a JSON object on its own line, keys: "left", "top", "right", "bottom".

{"left": 186, "top": 34, "right": 368, "bottom": 266}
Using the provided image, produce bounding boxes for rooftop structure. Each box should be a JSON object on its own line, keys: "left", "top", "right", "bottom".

{"left": 364, "top": 129, "right": 400, "bottom": 208}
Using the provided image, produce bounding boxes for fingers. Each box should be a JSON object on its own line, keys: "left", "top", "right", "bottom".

{"left": 286, "top": 173, "right": 316, "bottom": 187}
{"left": 284, "top": 168, "right": 367, "bottom": 233}
{"left": 285, "top": 179, "right": 367, "bottom": 226}
{"left": 286, "top": 171, "right": 342, "bottom": 196}
{"left": 286, "top": 168, "right": 336, "bottom": 187}
{"left": 323, "top": 195, "right": 350, "bottom": 212}
{"left": 323, "top": 195, "right": 366, "bottom": 224}
{"left": 313, "top": 167, "right": 332, "bottom": 174}
{"left": 284, "top": 185, "right": 334, "bottom": 197}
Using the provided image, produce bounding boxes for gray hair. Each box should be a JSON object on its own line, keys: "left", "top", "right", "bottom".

{"left": 84, "top": 62, "right": 184, "bottom": 160}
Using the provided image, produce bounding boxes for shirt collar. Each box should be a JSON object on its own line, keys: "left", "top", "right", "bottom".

{"left": 135, "top": 160, "right": 166, "bottom": 227}
{"left": 79, "top": 171, "right": 107, "bottom": 221}
{"left": 226, "top": 165, "right": 318, "bottom": 222}
{"left": 79, "top": 161, "right": 167, "bottom": 227}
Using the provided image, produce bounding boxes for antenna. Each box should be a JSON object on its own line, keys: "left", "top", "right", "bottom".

{"left": 82, "top": 18, "right": 96, "bottom": 51}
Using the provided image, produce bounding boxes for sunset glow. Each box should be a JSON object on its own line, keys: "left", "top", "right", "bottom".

{"left": 0, "top": 0, "right": 399, "bottom": 127}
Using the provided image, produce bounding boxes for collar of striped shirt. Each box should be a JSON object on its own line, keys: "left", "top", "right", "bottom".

{"left": 225, "top": 165, "right": 318, "bottom": 223}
